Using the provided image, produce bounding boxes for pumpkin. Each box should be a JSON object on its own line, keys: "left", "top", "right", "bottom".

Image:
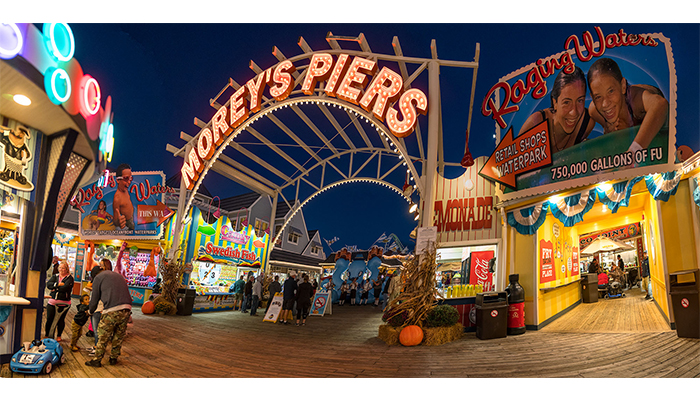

{"left": 399, "top": 325, "right": 424, "bottom": 346}
{"left": 141, "top": 300, "right": 155, "bottom": 314}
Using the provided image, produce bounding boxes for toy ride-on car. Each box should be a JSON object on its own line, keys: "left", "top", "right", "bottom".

{"left": 10, "top": 338, "right": 66, "bottom": 374}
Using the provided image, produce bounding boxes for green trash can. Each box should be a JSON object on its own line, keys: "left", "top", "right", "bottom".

{"left": 668, "top": 269, "right": 700, "bottom": 339}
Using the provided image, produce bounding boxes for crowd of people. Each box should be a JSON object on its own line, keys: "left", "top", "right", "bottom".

{"left": 589, "top": 251, "right": 652, "bottom": 300}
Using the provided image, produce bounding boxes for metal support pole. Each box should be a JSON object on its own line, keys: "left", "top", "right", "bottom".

{"left": 265, "top": 193, "right": 279, "bottom": 274}
{"left": 169, "top": 144, "right": 191, "bottom": 261}
{"left": 420, "top": 60, "right": 440, "bottom": 229}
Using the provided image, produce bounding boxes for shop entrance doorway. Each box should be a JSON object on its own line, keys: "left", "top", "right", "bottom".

{"left": 543, "top": 187, "right": 672, "bottom": 333}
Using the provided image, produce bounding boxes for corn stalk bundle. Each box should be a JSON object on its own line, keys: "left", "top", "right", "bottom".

{"left": 160, "top": 245, "right": 187, "bottom": 306}
{"left": 385, "top": 243, "right": 439, "bottom": 327}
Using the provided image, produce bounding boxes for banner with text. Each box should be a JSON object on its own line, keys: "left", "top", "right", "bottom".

{"left": 480, "top": 27, "right": 675, "bottom": 196}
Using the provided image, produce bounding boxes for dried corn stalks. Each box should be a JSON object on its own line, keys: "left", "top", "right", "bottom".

{"left": 385, "top": 243, "right": 439, "bottom": 327}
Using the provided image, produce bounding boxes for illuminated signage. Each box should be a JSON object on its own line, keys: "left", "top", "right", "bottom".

{"left": 0, "top": 23, "right": 114, "bottom": 163}
{"left": 181, "top": 52, "right": 429, "bottom": 190}
{"left": 481, "top": 27, "right": 659, "bottom": 128}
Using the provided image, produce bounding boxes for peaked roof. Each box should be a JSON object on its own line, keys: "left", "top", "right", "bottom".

{"left": 165, "top": 172, "right": 213, "bottom": 198}
{"left": 219, "top": 192, "right": 261, "bottom": 212}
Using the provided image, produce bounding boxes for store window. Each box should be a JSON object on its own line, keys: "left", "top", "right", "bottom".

{"left": 254, "top": 218, "right": 268, "bottom": 238}
{"left": 230, "top": 217, "right": 238, "bottom": 232}
{"left": 288, "top": 231, "right": 300, "bottom": 245}
{"left": 274, "top": 224, "right": 283, "bottom": 246}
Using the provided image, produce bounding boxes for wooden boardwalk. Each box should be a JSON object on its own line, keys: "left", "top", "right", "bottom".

{"left": 2, "top": 287, "right": 698, "bottom": 379}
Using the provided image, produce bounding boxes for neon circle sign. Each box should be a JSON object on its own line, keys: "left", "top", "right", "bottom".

{"left": 44, "top": 23, "right": 75, "bottom": 62}
{"left": 0, "top": 23, "right": 24, "bottom": 59}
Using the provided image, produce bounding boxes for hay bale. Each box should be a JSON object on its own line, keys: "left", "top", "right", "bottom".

{"left": 378, "top": 324, "right": 401, "bottom": 345}
{"left": 422, "top": 323, "right": 464, "bottom": 346}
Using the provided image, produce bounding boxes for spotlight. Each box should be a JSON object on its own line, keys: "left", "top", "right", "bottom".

{"left": 409, "top": 202, "right": 418, "bottom": 213}
{"left": 413, "top": 211, "right": 420, "bottom": 221}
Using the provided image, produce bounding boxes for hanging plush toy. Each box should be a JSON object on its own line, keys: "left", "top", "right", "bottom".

{"left": 115, "top": 241, "right": 128, "bottom": 276}
{"left": 144, "top": 247, "right": 161, "bottom": 277}
{"left": 84, "top": 241, "right": 100, "bottom": 273}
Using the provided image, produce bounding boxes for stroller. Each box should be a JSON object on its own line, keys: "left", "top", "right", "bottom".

{"left": 604, "top": 280, "right": 625, "bottom": 299}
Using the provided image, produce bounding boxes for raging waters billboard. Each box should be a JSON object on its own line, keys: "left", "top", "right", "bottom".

{"left": 479, "top": 27, "right": 675, "bottom": 197}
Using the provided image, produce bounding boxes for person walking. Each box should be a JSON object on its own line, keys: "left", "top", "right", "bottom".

{"left": 641, "top": 251, "right": 652, "bottom": 300}
{"left": 233, "top": 275, "right": 246, "bottom": 310}
{"left": 266, "top": 275, "right": 282, "bottom": 313}
{"left": 279, "top": 271, "right": 298, "bottom": 324}
{"left": 251, "top": 275, "right": 262, "bottom": 316}
{"left": 45, "top": 261, "right": 74, "bottom": 341}
{"left": 372, "top": 275, "right": 383, "bottom": 307}
{"left": 70, "top": 294, "right": 91, "bottom": 352}
{"left": 295, "top": 274, "right": 314, "bottom": 326}
{"left": 242, "top": 275, "right": 254, "bottom": 313}
{"left": 84, "top": 265, "right": 133, "bottom": 367}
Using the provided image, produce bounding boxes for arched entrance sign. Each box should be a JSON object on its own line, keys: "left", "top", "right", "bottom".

{"left": 166, "top": 33, "right": 481, "bottom": 266}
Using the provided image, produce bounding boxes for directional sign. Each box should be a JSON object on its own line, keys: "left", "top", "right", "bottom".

{"left": 479, "top": 121, "right": 552, "bottom": 189}
{"left": 136, "top": 200, "right": 174, "bottom": 226}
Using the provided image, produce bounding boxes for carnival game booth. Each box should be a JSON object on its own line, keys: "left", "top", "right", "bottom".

{"left": 0, "top": 23, "right": 114, "bottom": 364}
{"left": 68, "top": 171, "right": 174, "bottom": 305}
{"left": 164, "top": 204, "right": 271, "bottom": 313}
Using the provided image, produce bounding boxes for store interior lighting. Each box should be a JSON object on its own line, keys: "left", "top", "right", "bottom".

{"left": 13, "top": 94, "right": 31, "bottom": 106}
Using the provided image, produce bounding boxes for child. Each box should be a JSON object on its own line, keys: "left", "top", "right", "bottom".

{"left": 70, "top": 294, "right": 91, "bottom": 351}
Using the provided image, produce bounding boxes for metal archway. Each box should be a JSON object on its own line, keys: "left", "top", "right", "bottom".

{"left": 166, "top": 32, "right": 481, "bottom": 263}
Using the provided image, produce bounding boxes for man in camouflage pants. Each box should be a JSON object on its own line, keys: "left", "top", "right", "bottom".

{"left": 85, "top": 265, "right": 132, "bottom": 367}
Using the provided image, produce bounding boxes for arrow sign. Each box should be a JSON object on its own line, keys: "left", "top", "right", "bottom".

{"left": 479, "top": 120, "right": 553, "bottom": 189}
{"left": 136, "top": 200, "right": 174, "bottom": 226}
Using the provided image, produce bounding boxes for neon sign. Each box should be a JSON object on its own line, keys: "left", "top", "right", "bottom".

{"left": 0, "top": 23, "right": 24, "bottom": 59}
{"left": 181, "top": 52, "right": 428, "bottom": 189}
{"left": 0, "top": 23, "right": 114, "bottom": 163}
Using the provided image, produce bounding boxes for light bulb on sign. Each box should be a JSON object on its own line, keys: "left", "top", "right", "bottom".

{"left": 465, "top": 178, "right": 475, "bottom": 191}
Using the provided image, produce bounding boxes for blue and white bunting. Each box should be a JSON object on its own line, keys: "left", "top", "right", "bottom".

{"left": 507, "top": 202, "right": 548, "bottom": 235}
{"left": 645, "top": 171, "right": 681, "bottom": 202}
{"left": 548, "top": 189, "right": 597, "bottom": 227}
{"left": 597, "top": 180, "right": 635, "bottom": 213}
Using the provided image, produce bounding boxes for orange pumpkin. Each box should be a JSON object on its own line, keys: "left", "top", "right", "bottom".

{"left": 399, "top": 325, "right": 424, "bottom": 346}
{"left": 141, "top": 301, "right": 155, "bottom": 314}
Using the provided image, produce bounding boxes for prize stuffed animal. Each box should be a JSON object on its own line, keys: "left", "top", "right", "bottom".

{"left": 144, "top": 247, "right": 160, "bottom": 277}
{"left": 115, "top": 241, "right": 128, "bottom": 276}
{"left": 84, "top": 241, "right": 100, "bottom": 272}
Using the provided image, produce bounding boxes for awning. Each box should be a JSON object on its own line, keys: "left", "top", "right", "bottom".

{"left": 437, "top": 262, "right": 462, "bottom": 272}
{"left": 269, "top": 261, "right": 322, "bottom": 272}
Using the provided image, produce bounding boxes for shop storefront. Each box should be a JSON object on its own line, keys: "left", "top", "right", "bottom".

{"left": 478, "top": 25, "right": 699, "bottom": 333}
{"left": 433, "top": 156, "right": 502, "bottom": 331}
{"left": 0, "top": 23, "right": 113, "bottom": 363}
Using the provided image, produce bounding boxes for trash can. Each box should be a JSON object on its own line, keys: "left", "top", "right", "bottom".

{"left": 176, "top": 288, "right": 196, "bottom": 316}
{"left": 668, "top": 269, "right": 700, "bottom": 339}
{"left": 475, "top": 291, "right": 508, "bottom": 340}
{"left": 581, "top": 273, "right": 599, "bottom": 303}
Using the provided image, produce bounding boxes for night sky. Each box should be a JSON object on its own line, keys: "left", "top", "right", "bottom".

{"left": 10, "top": 15, "right": 700, "bottom": 254}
